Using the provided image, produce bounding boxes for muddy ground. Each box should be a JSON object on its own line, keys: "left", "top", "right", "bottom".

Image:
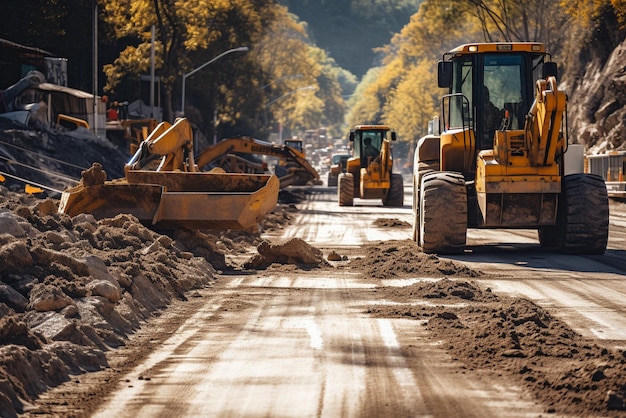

{"left": 1, "top": 121, "right": 625, "bottom": 417}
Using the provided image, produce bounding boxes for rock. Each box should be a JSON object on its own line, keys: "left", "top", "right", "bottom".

{"left": 0, "top": 211, "right": 27, "bottom": 238}
{"left": 28, "top": 284, "right": 74, "bottom": 312}
{"left": 0, "top": 241, "right": 33, "bottom": 273}
{"left": 33, "top": 199, "right": 58, "bottom": 216}
{"left": 88, "top": 280, "right": 121, "bottom": 303}
{"left": 244, "top": 238, "right": 328, "bottom": 269}
{"left": 80, "top": 163, "right": 107, "bottom": 186}
{"left": 0, "top": 284, "right": 28, "bottom": 312}
{"left": 0, "top": 315, "right": 44, "bottom": 350}
{"left": 327, "top": 251, "right": 342, "bottom": 261}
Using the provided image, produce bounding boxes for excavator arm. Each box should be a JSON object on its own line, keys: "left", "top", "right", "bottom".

{"left": 195, "top": 137, "right": 320, "bottom": 187}
{"left": 125, "top": 118, "right": 197, "bottom": 174}
{"left": 524, "top": 76, "right": 566, "bottom": 167}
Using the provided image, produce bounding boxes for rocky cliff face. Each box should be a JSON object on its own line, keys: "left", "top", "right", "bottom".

{"left": 566, "top": 37, "right": 626, "bottom": 154}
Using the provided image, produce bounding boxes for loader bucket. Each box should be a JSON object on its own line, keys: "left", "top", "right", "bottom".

{"left": 59, "top": 171, "right": 280, "bottom": 230}
{"left": 58, "top": 182, "right": 164, "bottom": 221}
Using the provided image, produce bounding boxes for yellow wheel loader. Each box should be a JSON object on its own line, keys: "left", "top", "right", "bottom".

{"left": 58, "top": 118, "right": 279, "bottom": 231}
{"left": 412, "top": 42, "right": 609, "bottom": 254}
{"left": 338, "top": 125, "right": 403, "bottom": 206}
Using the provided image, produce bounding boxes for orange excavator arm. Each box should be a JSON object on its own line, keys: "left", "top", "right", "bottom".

{"left": 524, "top": 76, "right": 566, "bottom": 167}
{"left": 195, "top": 137, "right": 320, "bottom": 183}
{"left": 125, "top": 118, "right": 197, "bottom": 174}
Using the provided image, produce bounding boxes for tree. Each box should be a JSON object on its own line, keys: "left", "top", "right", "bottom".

{"left": 253, "top": 5, "right": 347, "bottom": 139}
{"left": 101, "top": 0, "right": 272, "bottom": 135}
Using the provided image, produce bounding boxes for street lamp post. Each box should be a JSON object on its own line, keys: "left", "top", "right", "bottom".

{"left": 260, "top": 74, "right": 303, "bottom": 90}
{"left": 265, "top": 85, "right": 315, "bottom": 107}
{"left": 180, "top": 46, "right": 249, "bottom": 116}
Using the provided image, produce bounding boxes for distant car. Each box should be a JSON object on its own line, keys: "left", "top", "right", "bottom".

{"left": 327, "top": 153, "right": 350, "bottom": 187}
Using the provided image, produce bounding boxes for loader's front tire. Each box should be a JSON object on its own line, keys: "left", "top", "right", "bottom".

{"left": 327, "top": 172, "right": 338, "bottom": 187}
{"left": 538, "top": 226, "right": 558, "bottom": 248}
{"left": 419, "top": 171, "right": 467, "bottom": 254}
{"left": 558, "top": 173, "right": 608, "bottom": 254}
{"left": 338, "top": 173, "right": 354, "bottom": 206}
{"left": 412, "top": 161, "right": 438, "bottom": 242}
{"left": 383, "top": 173, "right": 404, "bottom": 206}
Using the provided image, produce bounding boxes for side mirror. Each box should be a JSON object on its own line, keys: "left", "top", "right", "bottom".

{"left": 391, "top": 132, "right": 397, "bottom": 141}
{"left": 349, "top": 131, "right": 355, "bottom": 142}
{"left": 544, "top": 62, "right": 557, "bottom": 79}
{"left": 438, "top": 61, "right": 452, "bottom": 88}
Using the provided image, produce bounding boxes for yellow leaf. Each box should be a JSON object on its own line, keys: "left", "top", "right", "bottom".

{"left": 0, "top": 174, "right": 4, "bottom": 182}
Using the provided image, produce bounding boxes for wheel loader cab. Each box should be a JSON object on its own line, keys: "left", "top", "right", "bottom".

{"left": 437, "top": 43, "right": 554, "bottom": 176}
{"left": 349, "top": 127, "right": 395, "bottom": 168}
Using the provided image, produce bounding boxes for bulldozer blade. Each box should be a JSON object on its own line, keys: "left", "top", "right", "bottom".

{"left": 59, "top": 172, "right": 280, "bottom": 231}
{"left": 58, "top": 183, "right": 164, "bottom": 221}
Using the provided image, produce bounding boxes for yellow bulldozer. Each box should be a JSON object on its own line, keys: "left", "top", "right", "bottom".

{"left": 412, "top": 42, "right": 609, "bottom": 254}
{"left": 338, "top": 125, "right": 403, "bottom": 206}
{"left": 58, "top": 118, "right": 279, "bottom": 231}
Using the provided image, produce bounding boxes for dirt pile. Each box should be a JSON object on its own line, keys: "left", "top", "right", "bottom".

{"left": 349, "top": 239, "right": 482, "bottom": 279}
{"left": 369, "top": 279, "right": 626, "bottom": 416}
{"left": 244, "top": 237, "right": 329, "bottom": 269}
{"left": 0, "top": 119, "right": 128, "bottom": 195}
{"left": 0, "top": 187, "right": 226, "bottom": 417}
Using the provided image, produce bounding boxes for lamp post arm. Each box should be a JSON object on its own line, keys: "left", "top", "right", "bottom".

{"left": 180, "top": 46, "right": 249, "bottom": 115}
{"left": 265, "top": 86, "right": 315, "bottom": 107}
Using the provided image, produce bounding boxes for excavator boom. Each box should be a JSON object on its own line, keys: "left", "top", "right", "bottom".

{"left": 195, "top": 136, "right": 321, "bottom": 188}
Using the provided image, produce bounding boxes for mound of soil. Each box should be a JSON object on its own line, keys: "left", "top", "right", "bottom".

{"left": 0, "top": 186, "right": 297, "bottom": 417}
{"left": 244, "top": 237, "right": 330, "bottom": 269}
{"left": 349, "top": 240, "right": 482, "bottom": 279}
{"left": 369, "top": 279, "right": 626, "bottom": 415}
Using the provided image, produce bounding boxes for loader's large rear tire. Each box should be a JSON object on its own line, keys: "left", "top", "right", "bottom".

{"left": 558, "top": 173, "right": 609, "bottom": 254}
{"left": 383, "top": 173, "right": 404, "bottom": 206}
{"left": 338, "top": 173, "right": 354, "bottom": 206}
{"left": 419, "top": 171, "right": 467, "bottom": 254}
{"left": 412, "top": 161, "right": 439, "bottom": 242}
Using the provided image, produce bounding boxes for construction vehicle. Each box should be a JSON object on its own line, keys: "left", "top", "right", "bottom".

{"left": 338, "top": 125, "right": 403, "bottom": 206}
{"left": 58, "top": 118, "right": 279, "bottom": 230}
{"left": 327, "top": 152, "right": 350, "bottom": 187}
{"left": 194, "top": 136, "right": 321, "bottom": 188}
{"left": 586, "top": 150, "right": 626, "bottom": 198}
{"left": 412, "top": 42, "right": 609, "bottom": 254}
{"left": 283, "top": 138, "right": 303, "bottom": 153}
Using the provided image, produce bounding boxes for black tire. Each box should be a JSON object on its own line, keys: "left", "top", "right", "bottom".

{"left": 558, "top": 173, "right": 609, "bottom": 254}
{"left": 338, "top": 173, "right": 354, "bottom": 206}
{"left": 538, "top": 226, "right": 558, "bottom": 248}
{"left": 419, "top": 171, "right": 467, "bottom": 254}
{"left": 327, "top": 172, "right": 338, "bottom": 187}
{"left": 412, "top": 161, "right": 439, "bottom": 242}
{"left": 383, "top": 173, "right": 404, "bottom": 206}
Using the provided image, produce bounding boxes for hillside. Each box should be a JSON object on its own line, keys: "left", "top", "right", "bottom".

{"left": 278, "top": 0, "right": 422, "bottom": 78}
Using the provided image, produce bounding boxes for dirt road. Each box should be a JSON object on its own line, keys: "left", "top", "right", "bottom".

{"left": 26, "top": 186, "right": 626, "bottom": 417}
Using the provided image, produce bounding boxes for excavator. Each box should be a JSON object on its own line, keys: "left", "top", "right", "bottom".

{"left": 194, "top": 136, "right": 321, "bottom": 188}
{"left": 58, "top": 118, "right": 279, "bottom": 230}
{"left": 412, "top": 42, "right": 609, "bottom": 254}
